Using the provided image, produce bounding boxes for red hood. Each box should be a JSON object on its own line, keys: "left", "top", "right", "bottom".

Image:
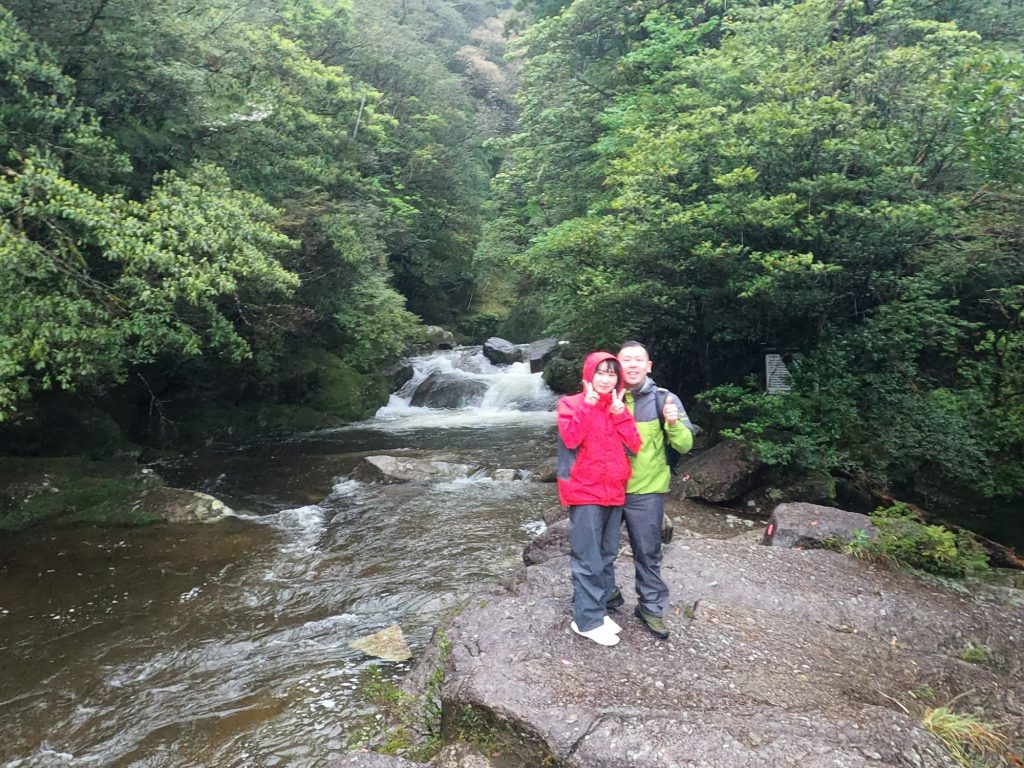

{"left": 581, "top": 351, "right": 624, "bottom": 396}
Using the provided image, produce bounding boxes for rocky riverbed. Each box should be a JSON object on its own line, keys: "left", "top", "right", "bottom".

{"left": 342, "top": 500, "right": 1024, "bottom": 768}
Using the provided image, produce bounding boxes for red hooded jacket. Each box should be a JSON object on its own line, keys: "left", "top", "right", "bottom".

{"left": 556, "top": 352, "right": 643, "bottom": 507}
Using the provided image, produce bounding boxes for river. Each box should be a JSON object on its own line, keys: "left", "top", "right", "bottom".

{"left": 0, "top": 349, "right": 558, "bottom": 768}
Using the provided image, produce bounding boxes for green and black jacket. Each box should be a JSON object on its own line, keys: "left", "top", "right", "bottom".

{"left": 624, "top": 377, "right": 694, "bottom": 495}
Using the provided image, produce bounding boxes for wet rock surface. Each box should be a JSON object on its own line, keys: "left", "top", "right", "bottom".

{"left": 483, "top": 337, "right": 526, "bottom": 366}
{"left": 432, "top": 531, "right": 1024, "bottom": 767}
{"left": 352, "top": 455, "right": 480, "bottom": 484}
{"left": 350, "top": 454, "right": 527, "bottom": 484}
{"left": 410, "top": 372, "right": 489, "bottom": 409}
{"left": 527, "top": 338, "right": 562, "bottom": 373}
{"left": 138, "top": 486, "right": 234, "bottom": 523}
{"left": 349, "top": 624, "right": 413, "bottom": 662}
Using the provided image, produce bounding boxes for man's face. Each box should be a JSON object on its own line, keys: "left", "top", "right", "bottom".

{"left": 618, "top": 346, "right": 652, "bottom": 389}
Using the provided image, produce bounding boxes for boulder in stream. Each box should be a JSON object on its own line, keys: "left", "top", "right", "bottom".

{"left": 409, "top": 372, "right": 488, "bottom": 409}
{"left": 482, "top": 337, "right": 525, "bottom": 366}
{"left": 138, "top": 486, "right": 234, "bottom": 524}
{"left": 352, "top": 455, "right": 479, "bottom": 484}
{"left": 349, "top": 624, "right": 412, "bottom": 662}
{"left": 541, "top": 357, "right": 580, "bottom": 395}
{"left": 527, "top": 338, "right": 561, "bottom": 373}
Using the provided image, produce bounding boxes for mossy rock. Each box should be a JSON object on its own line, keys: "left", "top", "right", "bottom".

{"left": 542, "top": 357, "right": 581, "bottom": 395}
{"left": 0, "top": 398, "right": 137, "bottom": 460}
{"left": 165, "top": 402, "right": 346, "bottom": 446}
{"left": 303, "top": 348, "right": 391, "bottom": 421}
{"left": 0, "top": 456, "right": 161, "bottom": 531}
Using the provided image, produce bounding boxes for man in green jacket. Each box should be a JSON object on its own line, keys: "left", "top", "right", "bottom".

{"left": 612, "top": 341, "right": 694, "bottom": 639}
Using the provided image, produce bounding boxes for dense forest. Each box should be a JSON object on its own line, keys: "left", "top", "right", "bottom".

{"left": 3, "top": 0, "right": 1024, "bottom": 524}
{"left": 1, "top": 0, "right": 514, "bottom": 442}
{"left": 492, "top": 0, "right": 1024, "bottom": 518}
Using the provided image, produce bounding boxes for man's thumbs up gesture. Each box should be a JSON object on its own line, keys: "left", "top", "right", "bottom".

{"left": 662, "top": 399, "right": 679, "bottom": 426}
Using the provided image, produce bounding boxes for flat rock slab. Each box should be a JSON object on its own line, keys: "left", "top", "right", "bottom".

{"left": 349, "top": 624, "right": 412, "bottom": 662}
{"left": 352, "top": 456, "right": 478, "bottom": 484}
{"left": 439, "top": 538, "right": 1024, "bottom": 767}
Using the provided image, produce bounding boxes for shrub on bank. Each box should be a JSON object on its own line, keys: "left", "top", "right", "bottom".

{"left": 843, "top": 504, "right": 990, "bottom": 578}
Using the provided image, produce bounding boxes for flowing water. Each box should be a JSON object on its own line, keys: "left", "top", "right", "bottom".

{"left": 0, "top": 349, "right": 559, "bottom": 768}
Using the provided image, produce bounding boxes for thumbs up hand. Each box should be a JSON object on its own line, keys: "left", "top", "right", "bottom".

{"left": 663, "top": 399, "right": 679, "bottom": 425}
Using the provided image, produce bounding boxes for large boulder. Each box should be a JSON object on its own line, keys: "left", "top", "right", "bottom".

{"left": 482, "top": 337, "right": 526, "bottom": 365}
{"left": 765, "top": 502, "right": 877, "bottom": 549}
{"left": 303, "top": 348, "right": 390, "bottom": 422}
{"left": 527, "top": 338, "right": 562, "bottom": 373}
{"left": 431, "top": 536, "right": 1024, "bottom": 768}
{"left": 352, "top": 455, "right": 479, "bottom": 484}
{"left": 523, "top": 519, "right": 569, "bottom": 565}
{"left": 672, "top": 439, "right": 766, "bottom": 503}
{"left": 0, "top": 456, "right": 234, "bottom": 529}
{"left": 409, "top": 372, "right": 489, "bottom": 409}
{"left": 138, "top": 487, "right": 234, "bottom": 524}
{"left": 542, "top": 357, "right": 580, "bottom": 395}
{"left": 531, "top": 456, "right": 558, "bottom": 483}
{"left": 422, "top": 325, "right": 456, "bottom": 350}
{"left": 383, "top": 360, "right": 415, "bottom": 393}
{"left": 778, "top": 469, "right": 837, "bottom": 505}
{"left": 542, "top": 503, "right": 567, "bottom": 525}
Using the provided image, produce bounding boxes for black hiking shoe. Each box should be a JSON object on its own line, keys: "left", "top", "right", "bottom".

{"left": 606, "top": 588, "right": 624, "bottom": 611}
{"left": 634, "top": 605, "right": 669, "bottom": 639}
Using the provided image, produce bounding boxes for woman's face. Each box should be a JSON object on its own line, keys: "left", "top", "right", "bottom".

{"left": 591, "top": 362, "right": 619, "bottom": 394}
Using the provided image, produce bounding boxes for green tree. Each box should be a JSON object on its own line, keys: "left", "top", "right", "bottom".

{"left": 493, "top": 0, "right": 1024, "bottom": 505}
{"left": 0, "top": 8, "right": 299, "bottom": 419}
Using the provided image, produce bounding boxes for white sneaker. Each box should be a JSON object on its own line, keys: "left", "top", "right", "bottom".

{"left": 571, "top": 620, "right": 620, "bottom": 646}
{"left": 603, "top": 615, "right": 622, "bottom": 634}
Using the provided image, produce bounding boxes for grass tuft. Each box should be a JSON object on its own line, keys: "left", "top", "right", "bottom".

{"left": 922, "top": 706, "right": 1010, "bottom": 766}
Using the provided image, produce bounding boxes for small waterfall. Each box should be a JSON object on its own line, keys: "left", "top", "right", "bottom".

{"left": 373, "top": 347, "right": 558, "bottom": 429}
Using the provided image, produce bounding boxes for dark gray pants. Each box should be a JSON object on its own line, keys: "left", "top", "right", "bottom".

{"left": 623, "top": 492, "right": 668, "bottom": 616}
{"left": 568, "top": 504, "right": 623, "bottom": 631}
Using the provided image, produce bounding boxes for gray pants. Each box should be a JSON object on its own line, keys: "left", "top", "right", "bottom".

{"left": 568, "top": 504, "right": 623, "bottom": 631}
{"left": 623, "top": 493, "right": 668, "bottom": 616}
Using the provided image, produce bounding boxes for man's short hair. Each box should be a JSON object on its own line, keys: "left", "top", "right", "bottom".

{"left": 618, "top": 340, "right": 649, "bottom": 356}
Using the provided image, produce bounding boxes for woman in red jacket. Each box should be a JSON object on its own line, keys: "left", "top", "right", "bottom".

{"left": 557, "top": 351, "right": 642, "bottom": 646}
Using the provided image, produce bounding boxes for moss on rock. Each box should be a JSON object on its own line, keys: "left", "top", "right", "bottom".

{"left": 0, "top": 457, "right": 161, "bottom": 531}
{"left": 304, "top": 348, "right": 390, "bottom": 421}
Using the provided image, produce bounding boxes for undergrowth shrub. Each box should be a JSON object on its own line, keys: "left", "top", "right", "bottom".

{"left": 842, "top": 504, "right": 990, "bottom": 578}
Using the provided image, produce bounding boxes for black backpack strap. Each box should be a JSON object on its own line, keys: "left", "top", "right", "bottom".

{"left": 655, "top": 388, "right": 667, "bottom": 432}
